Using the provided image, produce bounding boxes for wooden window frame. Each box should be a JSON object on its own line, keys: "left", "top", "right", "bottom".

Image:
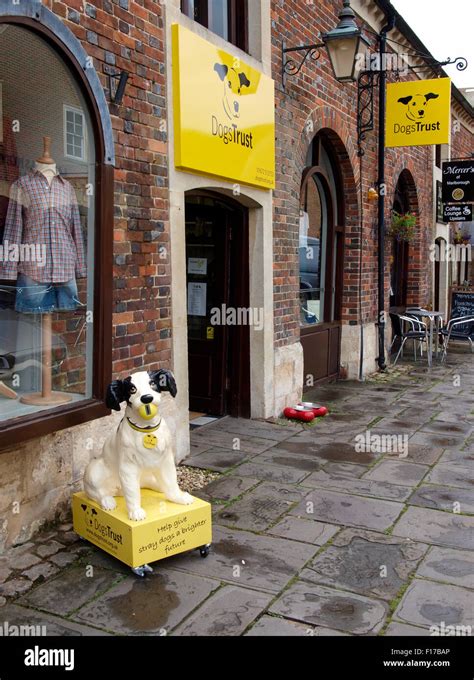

{"left": 0, "top": 17, "right": 112, "bottom": 452}
{"left": 181, "top": 0, "right": 248, "bottom": 52}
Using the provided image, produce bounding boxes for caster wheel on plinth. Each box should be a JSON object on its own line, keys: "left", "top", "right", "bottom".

{"left": 199, "top": 544, "right": 211, "bottom": 558}
{"left": 132, "top": 564, "right": 153, "bottom": 577}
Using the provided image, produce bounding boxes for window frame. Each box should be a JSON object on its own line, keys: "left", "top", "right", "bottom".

{"left": 181, "top": 0, "right": 248, "bottom": 52}
{"left": 0, "top": 17, "right": 113, "bottom": 452}
{"left": 63, "top": 104, "right": 86, "bottom": 162}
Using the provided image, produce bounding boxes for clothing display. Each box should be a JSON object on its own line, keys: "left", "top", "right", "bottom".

{"left": 0, "top": 170, "right": 86, "bottom": 283}
{"left": 15, "top": 273, "right": 80, "bottom": 314}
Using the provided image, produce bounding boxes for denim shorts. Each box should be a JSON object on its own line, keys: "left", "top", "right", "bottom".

{"left": 15, "top": 274, "right": 80, "bottom": 314}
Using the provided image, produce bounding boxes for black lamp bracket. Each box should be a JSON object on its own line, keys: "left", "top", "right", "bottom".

{"left": 282, "top": 41, "right": 325, "bottom": 88}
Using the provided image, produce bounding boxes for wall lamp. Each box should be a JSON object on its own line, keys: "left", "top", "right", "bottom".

{"left": 282, "top": 0, "right": 369, "bottom": 87}
{"left": 109, "top": 70, "right": 129, "bottom": 104}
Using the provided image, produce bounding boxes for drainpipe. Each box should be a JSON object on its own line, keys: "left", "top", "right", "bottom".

{"left": 376, "top": 8, "right": 396, "bottom": 371}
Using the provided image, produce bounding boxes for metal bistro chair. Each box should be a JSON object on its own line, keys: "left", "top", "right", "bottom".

{"left": 390, "top": 313, "right": 428, "bottom": 365}
{"left": 439, "top": 316, "right": 474, "bottom": 361}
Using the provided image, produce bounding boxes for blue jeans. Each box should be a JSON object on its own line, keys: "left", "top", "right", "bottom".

{"left": 15, "top": 274, "right": 80, "bottom": 314}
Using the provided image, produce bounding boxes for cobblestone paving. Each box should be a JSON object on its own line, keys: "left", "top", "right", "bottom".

{"left": 1, "top": 352, "right": 473, "bottom": 636}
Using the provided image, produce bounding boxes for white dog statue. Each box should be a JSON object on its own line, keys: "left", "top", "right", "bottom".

{"left": 84, "top": 370, "right": 193, "bottom": 521}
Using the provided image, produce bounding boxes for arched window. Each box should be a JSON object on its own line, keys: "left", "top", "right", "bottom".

{"left": 299, "top": 136, "right": 343, "bottom": 326}
{"left": 0, "top": 18, "right": 113, "bottom": 446}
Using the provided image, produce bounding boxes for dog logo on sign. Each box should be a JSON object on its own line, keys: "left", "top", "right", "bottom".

{"left": 214, "top": 62, "right": 251, "bottom": 120}
{"left": 397, "top": 92, "right": 439, "bottom": 122}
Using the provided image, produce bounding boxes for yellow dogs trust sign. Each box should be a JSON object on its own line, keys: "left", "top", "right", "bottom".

{"left": 386, "top": 78, "right": 451, "bottom": 148}
{"left": 172, "top": 23, "right": 275, "bottom": 189}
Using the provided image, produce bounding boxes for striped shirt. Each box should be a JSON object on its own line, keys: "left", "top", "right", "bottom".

{"left": 0, "top": 170, "right": 87, "bottom": 283}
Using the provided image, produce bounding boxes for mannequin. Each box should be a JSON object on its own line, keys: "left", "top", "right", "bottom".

{"left": 1, "top": 135, "right": 86, "bottom": 405}
{"left": 20, "top": 137, "right": 72, "bottom": 406}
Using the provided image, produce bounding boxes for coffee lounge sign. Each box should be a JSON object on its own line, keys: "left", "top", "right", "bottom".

{"left": 443, "top": 204, "right": 472, "bottom": 222}
{"left": 442, "top": 160, "right": 474, "bottom": 204}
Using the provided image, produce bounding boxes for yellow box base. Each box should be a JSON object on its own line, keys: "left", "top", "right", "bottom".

{"left": 72, "top": 490, "right": 212, "bottom": 568}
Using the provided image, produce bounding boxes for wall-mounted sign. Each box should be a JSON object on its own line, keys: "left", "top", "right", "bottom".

{"left": 172, "top": 23, "right": 275, "bottom": 189}
{"left": 443, "top": 204, "right": 473, "bottom": 222}
{"left": 436, "top": 181, "right": 445, "bottom": 223}
{"left": 386, "top": 77, "right": 451, "bottom": 148}
{"left": 442, "top": 160, "right": 474, "bottom": 203}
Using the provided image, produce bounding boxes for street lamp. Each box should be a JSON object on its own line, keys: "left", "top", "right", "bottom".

{"left": 322, "top": 0, "right": 370, "bottom": 83}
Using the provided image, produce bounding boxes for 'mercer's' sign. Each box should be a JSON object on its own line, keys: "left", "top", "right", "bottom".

{"left": 442, "top": 160, "right": 474, "bottom": 203}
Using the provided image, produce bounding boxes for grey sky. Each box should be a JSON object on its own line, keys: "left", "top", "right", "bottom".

{"left": 391, "top": 0, "right": 473, "bottom": 90}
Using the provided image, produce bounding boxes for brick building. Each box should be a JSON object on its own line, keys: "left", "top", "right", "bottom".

{"left": 0, "top": 0, "right": 472, "bottom": 546}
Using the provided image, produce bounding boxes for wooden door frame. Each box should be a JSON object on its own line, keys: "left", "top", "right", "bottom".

{"left": 185, "top": 190, "right": 250, "bottom": 418}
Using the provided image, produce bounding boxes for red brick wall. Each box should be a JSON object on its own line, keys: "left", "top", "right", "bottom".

{"left": 271, "top": 0, "right": 439, "bottom": 347}
{"left": 43, "top": 0, "right": 171, "bottom": 381}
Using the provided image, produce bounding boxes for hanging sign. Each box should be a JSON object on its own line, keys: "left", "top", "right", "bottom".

{"left": 172, "top": 23, "right": 275, "bottom": 189}
{"left": 442, "top": 160, "right": 474, "bottom": 203}
{"left": 443, "top": 204, "right": 473, "bottom": 222}
{"left": 386, "top": 77, "right": 451, "bottom": 148}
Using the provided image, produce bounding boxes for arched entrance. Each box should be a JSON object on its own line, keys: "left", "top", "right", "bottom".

{"left": 299, "top": 133, "right": 345, "bottom": 386}
{"left": 185, "top": 191, "right": 250, "bottom": 417}
{"left": 390, "top": 170, "right": 417, "bottom": 308}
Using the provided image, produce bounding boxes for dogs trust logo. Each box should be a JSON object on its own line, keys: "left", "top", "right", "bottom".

{"left": 211, "top": 61, "right": 254, "bottom": 149}
{"left": 398, "top": 92, "right": 439, "bottom": 122}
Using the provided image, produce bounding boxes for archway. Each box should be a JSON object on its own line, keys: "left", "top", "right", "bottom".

{"left": 390, "top": 169, "right": 418, "bottom": 309}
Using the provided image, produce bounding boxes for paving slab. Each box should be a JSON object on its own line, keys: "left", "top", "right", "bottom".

{"left": 300, "top": 473, "right": 412, "bottom": 502}
{"left": 364, "top": 459, "right": 429, "bottom": 486}
{"left": 439, "top": 449, "right": 474, "bottom": 466}
{"left": 184, "top": 448, "right": 249, "bottom": 472}
{"left": 269, "top": 581, "right": 388, "bottom": 635}
{"left": 416, "top": 547, "right": 474, "bottom": 589}
{"left": 420, "top": 420, "right": 472, "bottom": 438}
{"left": 267, "top": 517, "right": 340, "bottom": 545}
{"left": 172, "top": 586, "right": 272, "bottom": 636}
{"left": 392, "top": 506, "right": 474, "bottom": 550}
{"left": 0, "top": 604, "right": 110, "bottom": 636}
{"left": 73, "top": 568, "right": 220, "bottom": 635}
{"left": 163, "top": 526, "right": 317, "bottom": 593}
{"left": 290, "top": 489, "right": 404, "bottom": 531}
{"left": 371, "top": 418, "right": 423, "bottom": 434}
{"left": 322, "top": 462, "right": 367, "bottom": 478}
{"left": 425, "top": 463, "right": 474, "bottom": 490}
{"left": 393, "top": 579, "right": 474, "bottom": 630}
{"left": 198, "top": 475, "right": 259, "bottom": 502}
{"left": 245, "top": 615, "right": 348, "bottom": 636}
{"left": 409, "top": 431, "right": 467, "bottom": 451}
{"left": 215, "top": 482, "right": 305, "bottom": 531}
{"left": 215, "top": 417, "right": 302, "bottom": 441}
{"left": 234, "top": 461, "right": 310, "bottom": 484}
{"left": 19, "top": 565, "right": 125, "bottom": 616}
{"left": 400, "top": 445, "right": 446, "bottom": 466}
{"left": 252, "top": 449, "right": 325, "bottom": 473}
{"left": 408, "top": 484, "right": 474, "bottom": 514}
{"left": 191, "top": 430, "right": 279, "bottom": 455}
{"left": 300, "top": 529, "right": 427, "bottom": 601}
{"left": 384, "top": 621, "right": 431, "bottom": 636}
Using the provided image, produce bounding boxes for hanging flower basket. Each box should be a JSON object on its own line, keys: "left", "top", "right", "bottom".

{"left": 387, "top": 211, "right": 416, "bottom": 243}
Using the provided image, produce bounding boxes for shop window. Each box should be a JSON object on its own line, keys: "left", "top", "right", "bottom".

{"left": 0, "top": 25, "right": 96, "bottom": 425}
{"left": 181, "top": 0, "right": 248, "bottom": 52}
{"left": 299, "top": 137, "right": 342, "bottom": 327}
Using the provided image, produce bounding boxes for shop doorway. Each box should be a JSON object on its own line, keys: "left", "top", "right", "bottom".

{"left": 390, "top": 173, "right": 411, "bottom": 308}
{"left": 299, "top": 134, "right": 345, "bottom": 388}
{"left": 185, "top": 192, "right": 250, "bottom": 418}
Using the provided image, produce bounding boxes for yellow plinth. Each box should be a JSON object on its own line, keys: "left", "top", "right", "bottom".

{"left": 72, "top": 490, "right": 212, "bottom": 568}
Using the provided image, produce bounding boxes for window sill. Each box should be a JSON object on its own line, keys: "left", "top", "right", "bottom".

{"left": 0, "top": 398, "right": 110, "bottom": 453}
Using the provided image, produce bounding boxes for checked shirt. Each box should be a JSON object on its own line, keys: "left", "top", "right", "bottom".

{"left": 1, "top": 170, "right": 87, "bottom": 283}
